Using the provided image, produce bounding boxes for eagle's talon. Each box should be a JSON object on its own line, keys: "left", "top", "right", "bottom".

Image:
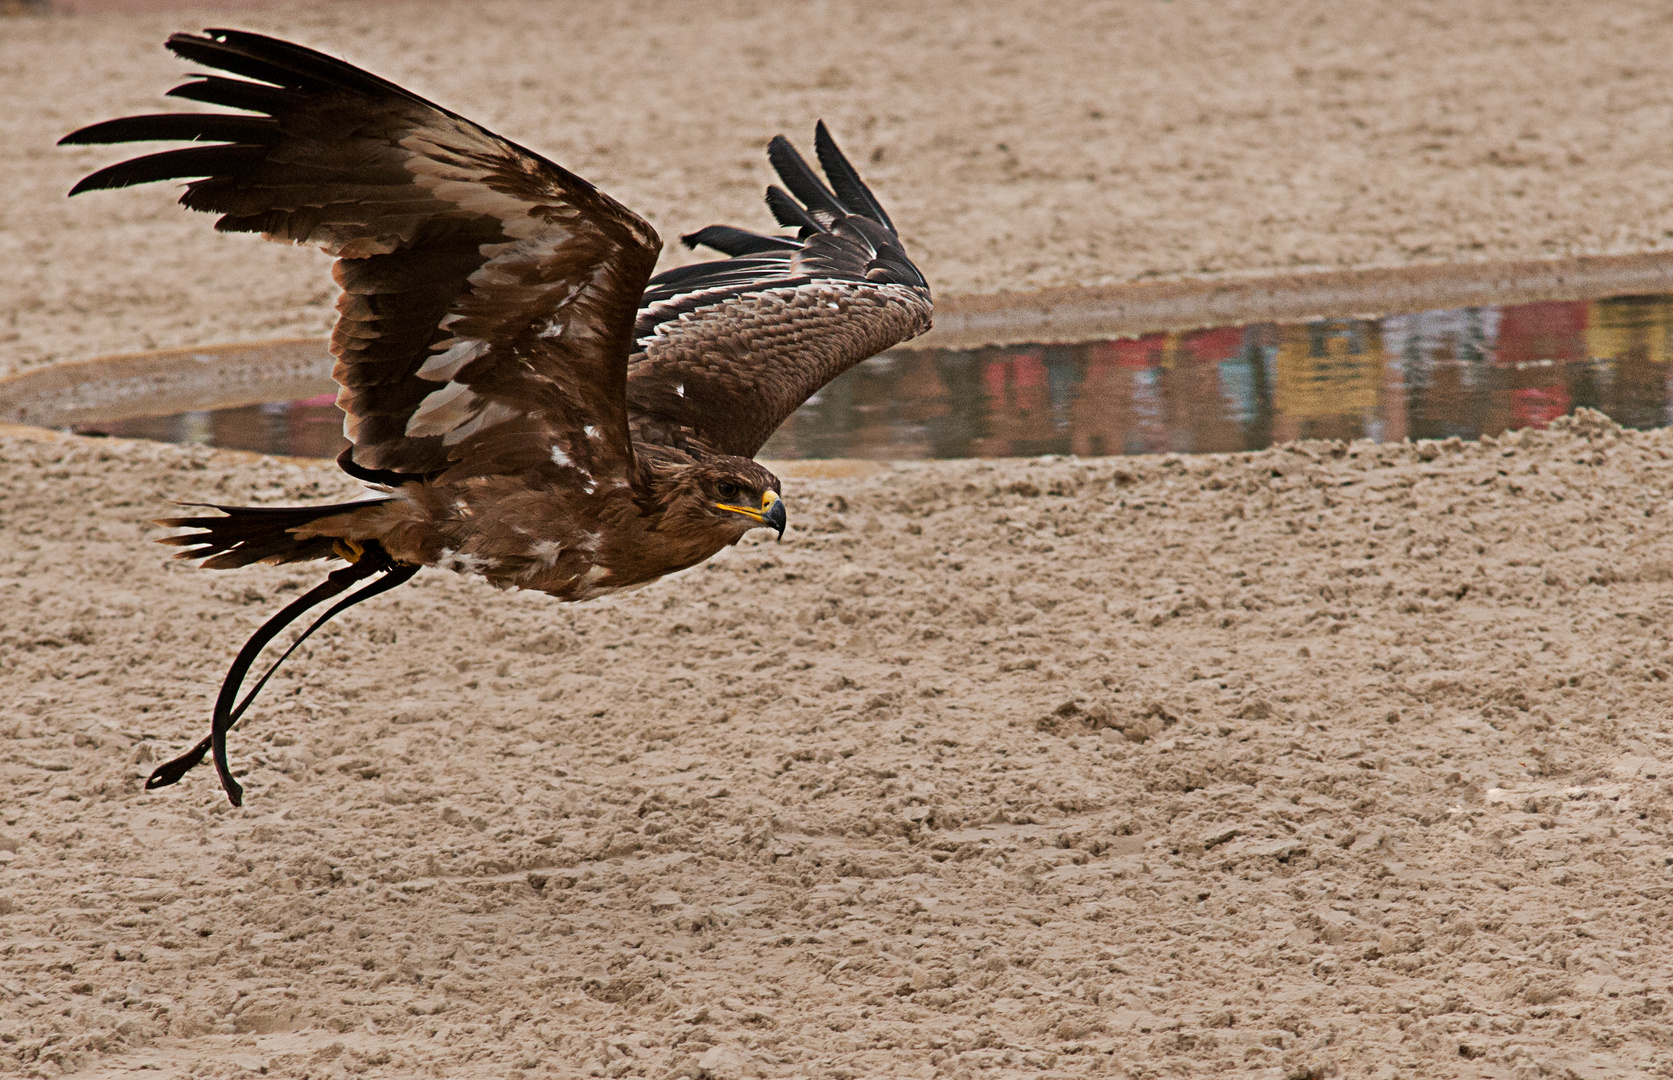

{"left": 333, "top": 538, "right": 365, "bottom": 564}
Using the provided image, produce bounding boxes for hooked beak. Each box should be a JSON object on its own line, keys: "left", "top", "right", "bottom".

{"left": 716, "top": 490, "right": 787, "bottom": 540}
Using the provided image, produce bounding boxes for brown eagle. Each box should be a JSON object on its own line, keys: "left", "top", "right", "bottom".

{"left": 62, "top": 29, "right": 932, "bottom": 804}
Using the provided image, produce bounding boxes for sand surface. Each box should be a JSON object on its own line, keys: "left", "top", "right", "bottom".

{"left": 11, "top": 0, "right": 1673, "bottom": 373}
{"left": 11, "top": 2, "right": 1673, "bottom": 1079}
{"left": 8, "top": 417, "right": 1673, "bottom": 1079}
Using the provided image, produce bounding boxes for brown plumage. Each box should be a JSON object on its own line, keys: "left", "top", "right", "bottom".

{"left": 62, "top": 28, "right": 932, "bottom": 803}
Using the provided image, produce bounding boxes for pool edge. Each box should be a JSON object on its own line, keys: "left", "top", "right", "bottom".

{"left": 7, "top": 250, "right": 1673, "bottom": 427}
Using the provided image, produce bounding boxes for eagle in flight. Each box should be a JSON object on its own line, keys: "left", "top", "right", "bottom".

{"left": 62, "top": 29, "right": 932, "bottom": 805}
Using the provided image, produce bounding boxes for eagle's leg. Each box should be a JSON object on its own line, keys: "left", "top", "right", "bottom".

{"left": 146, "top": 544, "right": 418, "bottom": 806}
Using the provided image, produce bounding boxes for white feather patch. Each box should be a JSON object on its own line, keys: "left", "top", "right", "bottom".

{"left": 435, "top": 547, "right": 493, "bottom": 576}
{"left": 418, "top": 338, "right": 488, "bottom": 381}
{"left": 441, "top": 401, "right": 518, "bottom": 445}
{"left": 405, "top": 381, "right": 476, "bottom": 438}
{"left": 536, "top": 282, "right": 586, "bottom": 340}
{"left": 406, "top": 381, "right": 519, "bottom": 443}
{"left": 573, "top": 565, "right": 612, "bottom": 597}
{"left": 400, "top": 124, "right": 562, "bottom": 243}
{"left": 550, "top": 445, "right": 573, "bottom": 467}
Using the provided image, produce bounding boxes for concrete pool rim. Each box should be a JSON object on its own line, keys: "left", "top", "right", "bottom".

{"left": 6, "top": 249, "right": 1673, "bottom": 430}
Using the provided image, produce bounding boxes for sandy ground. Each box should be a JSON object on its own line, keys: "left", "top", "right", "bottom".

{"left": 11, "top": 2, "right": 1673, "bottom": 1078}
{"left": 8, "top": 415, "right": 1673, "bottom": 1079}
{"left": 11, "top": 0, "right": 1673, "bottom": 373}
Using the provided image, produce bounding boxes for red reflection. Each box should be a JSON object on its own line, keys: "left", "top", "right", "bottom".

{"left": 1494, "top": 300, "right": 1583, "bottom": 429}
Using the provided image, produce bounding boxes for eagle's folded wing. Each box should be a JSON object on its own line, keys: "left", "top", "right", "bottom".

{"left": 62, "top": 29, "right": 659, "bottom": 486}
{"left": 626, "top": 123, "right": 932, "bottom": 460}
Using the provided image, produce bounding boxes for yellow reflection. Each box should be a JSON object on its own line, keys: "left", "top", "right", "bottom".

{"left": 1274, "top": 321, "right": 1381, "bottom": 419}
{"left": 1587, "top": 296, "right": 1673, "bottom": 366}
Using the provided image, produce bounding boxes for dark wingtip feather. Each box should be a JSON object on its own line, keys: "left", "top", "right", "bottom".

{"left": 765, "top": 185, "right": 822, "bottom": 235}
{"left": 163, "top": 31, "right": 308, "bottom": 91}
{"left": 166, "top": 28, "right": 442, "bottom": 110}
{"left": 166, "top": 75, "right": 291, "bottom": 115}
{"left": 813, "top": 121, "right": 896, "bottom": 234}
{"left": 766, "top": 135, "right": 845, "bottom": 223}
{"left": 67, "top": 163, "right": 146, "bottom": 196}
{"left": 59, "top": 113, "right": 276, "bottom": 147}
{"left": 66, "top": 144, "right": 267, "bottom": 196}
{"left": 681, "top": 225, "right": 801, "bottom": 256}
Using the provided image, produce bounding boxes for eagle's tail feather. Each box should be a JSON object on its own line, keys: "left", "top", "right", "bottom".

{"left": 155, "top": 499, "right": 390, "bottom": 569}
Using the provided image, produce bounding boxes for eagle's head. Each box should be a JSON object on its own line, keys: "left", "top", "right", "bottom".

{"left": 654, "top": 456, "right": 786, "bottom": 543}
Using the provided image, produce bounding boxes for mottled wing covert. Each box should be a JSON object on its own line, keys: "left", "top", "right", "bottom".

{"left": 62, "top": 29, "right": 660, "bottom": 487}
{"left": 627, "top": 123, "right": 932, "bottom": 459}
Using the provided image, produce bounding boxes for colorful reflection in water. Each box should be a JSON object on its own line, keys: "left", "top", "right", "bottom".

{"left": 75, "top": 294, "right": 1673, "bottom": 460}
{"left": 762, "top": 294, "right": 1673, "bottom": 458}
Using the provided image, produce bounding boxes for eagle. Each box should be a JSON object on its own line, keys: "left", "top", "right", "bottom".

{"left": 61, "top": 29, "right": 932, "bottom": 805}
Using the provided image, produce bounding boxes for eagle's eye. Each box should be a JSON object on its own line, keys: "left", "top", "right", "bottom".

{"left": 716, "top": 482, "right": 742, "bottom": 501}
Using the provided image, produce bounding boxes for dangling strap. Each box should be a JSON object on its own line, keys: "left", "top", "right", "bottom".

{"left": 146, "top": 554, "right": 418, "bottom": 806}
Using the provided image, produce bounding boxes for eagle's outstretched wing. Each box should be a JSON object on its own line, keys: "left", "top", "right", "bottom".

{"left": 627, "top": 123, "right": 933, "bottom": 459}
{"left": 62, "top": 29, "right": 659, "bottom": 487}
